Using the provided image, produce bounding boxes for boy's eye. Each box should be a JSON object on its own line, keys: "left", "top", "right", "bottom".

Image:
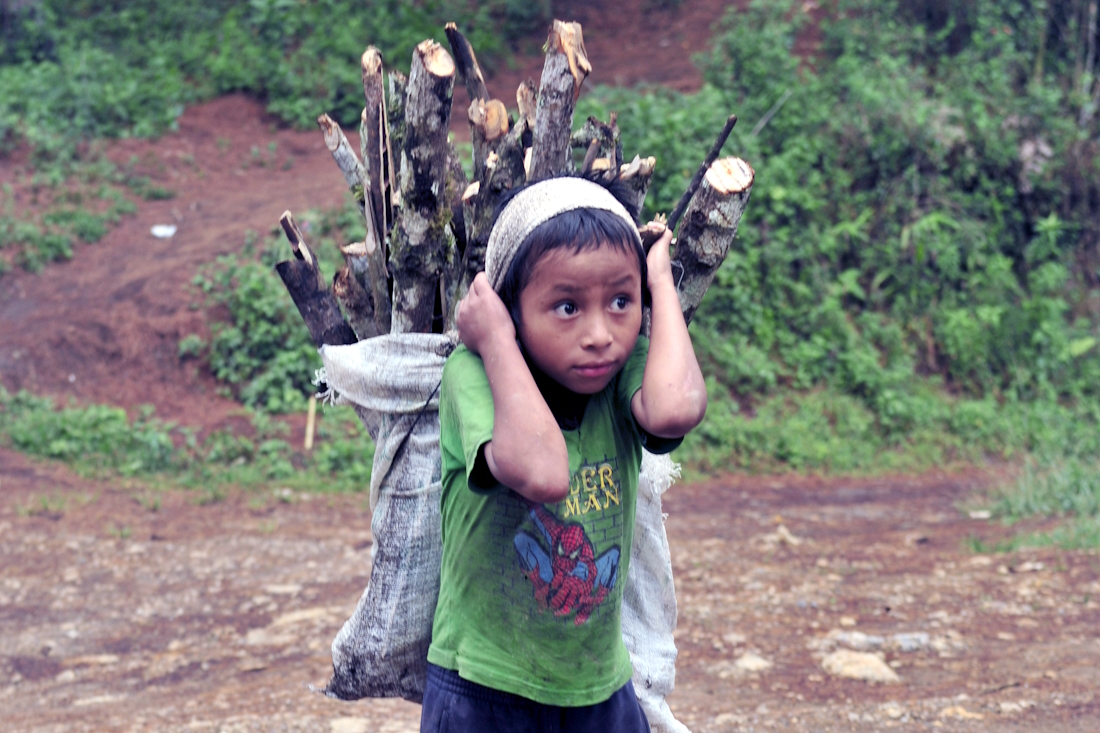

{"left": 610, "top": 295, "right": 632, "bottom": 312}
{"left": 553, "top": 302, "right": 577, "bottom": 317}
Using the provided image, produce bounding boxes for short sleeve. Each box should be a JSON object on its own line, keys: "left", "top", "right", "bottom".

{"left": 440, "top": 346, "right": 497, "bottom": 490}
{"left": 616, "top": 336, "right": 649, "bottom": 408}
{"left": 616, "top": 336, "right": 683, "bottom": 455}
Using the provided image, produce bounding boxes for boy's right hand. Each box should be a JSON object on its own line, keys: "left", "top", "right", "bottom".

{"left": 455, "top": 272, "right": 515, "bottom": 357}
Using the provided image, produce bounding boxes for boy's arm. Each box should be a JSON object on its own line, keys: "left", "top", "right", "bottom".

{"left": 631, "top": 225, "right": 708, "bottom": 438}
{"left": 455, "top": 273, "right": 570, "bottom": 503}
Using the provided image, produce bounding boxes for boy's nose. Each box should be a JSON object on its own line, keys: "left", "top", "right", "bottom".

{"left": 582, "top": 314, "right": 614, "bottom": 348}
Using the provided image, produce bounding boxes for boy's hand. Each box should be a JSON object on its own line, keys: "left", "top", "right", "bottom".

{"left": 455, "top": 272, "right": 516, "bottom": 356}
{"left": 645, "top": 221, "right": 676, "bottom": 292}
{"left": 457, "top": 274, "right": 570, "bottom": 504}
{"left": 631, "top": 218, "right": 707, "bottom": 439}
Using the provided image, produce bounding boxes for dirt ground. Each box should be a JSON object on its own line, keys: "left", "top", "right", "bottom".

{"left": 3, "top": 451, "right": 1099, "bottom": 732}
{"left": 2, "top": 3, "right": 1099, "bottom": 731}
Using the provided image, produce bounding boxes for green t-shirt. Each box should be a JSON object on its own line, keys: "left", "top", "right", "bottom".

{"left": 428, "top": 338, "right": 652, "bottom": 706}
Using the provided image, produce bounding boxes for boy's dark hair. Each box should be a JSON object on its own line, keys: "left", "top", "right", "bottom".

{"left": 494, "top": 174, "right": 649, "bottom": 326}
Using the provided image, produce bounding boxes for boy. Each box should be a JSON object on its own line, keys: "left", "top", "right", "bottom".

{"left": 423, "top": 175, "right": 707, "bottom": 732}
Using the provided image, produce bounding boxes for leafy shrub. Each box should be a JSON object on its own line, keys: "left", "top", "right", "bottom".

{"left": 2, "top": 390, "right": 175, "bottom": 475}
{"left": 0, "top": 386, "right": 375, "bottom": 492}
{"left": 0, "top": 0, "right": 508, "bottom": 145}
{"left": 191, "top": 202, "right": 363, "bottom": 413}
{"left": 581, "top": 0, "right": 1100, "bottom": 475}
{"left": 193, "top": 253, "right": 320, "bottom": 414}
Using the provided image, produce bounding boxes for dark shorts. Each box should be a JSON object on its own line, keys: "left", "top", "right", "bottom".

{"left": 420, "top": 663, "right": 651, "bottom": 733}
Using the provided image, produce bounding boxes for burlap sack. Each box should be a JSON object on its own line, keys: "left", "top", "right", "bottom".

{"left": 317, "top": 333, "right": 453, "bottom": 703}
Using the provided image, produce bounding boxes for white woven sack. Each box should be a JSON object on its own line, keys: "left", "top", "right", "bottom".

{"left": 625, "top": 451, "right": 692, "bottom": 733}
{"left": 317, "top": 333, "right": 453, "bottom": 703}
{"left": 315, "top": 334, "right": 692, "bottom": 732}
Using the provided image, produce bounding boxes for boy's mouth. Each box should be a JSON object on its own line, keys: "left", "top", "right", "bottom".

{"left": 573, "top": 361, "right": 616, "bottom": 379}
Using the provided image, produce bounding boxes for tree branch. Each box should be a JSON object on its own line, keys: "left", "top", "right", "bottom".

{"left": 620, "top": 154, "right": 657, "bottom": 220}
{"left": 672, "top": 157, "right": 755, "bottom": 324}
{"left": 528, "top": 21, "right": 590, "bottom": 181}
{"left": 668, "top": 114, "right": 737, "bottom": 233}
{"left": 445, "top": 22, "right": 489, "bottom": 103}
{"left": 275, "top": 211, "right": 358, "bottom": 347}
{"left": 358, "top": 47, "right": 394, "bottom": 334}
{"left": 317, "top": 113, "right": 366, "bottom": 216}
{"left": 389, "top": 40, "right": 456, "bottom": 334}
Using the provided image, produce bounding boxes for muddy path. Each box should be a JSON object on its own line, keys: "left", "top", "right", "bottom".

{"left": 3, "top": 449, "right": 1098, "bottom": 733}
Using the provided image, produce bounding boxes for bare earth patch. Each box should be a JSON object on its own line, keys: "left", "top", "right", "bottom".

{"left": 2, "top": 450, "right": 1099, "bottom": 732}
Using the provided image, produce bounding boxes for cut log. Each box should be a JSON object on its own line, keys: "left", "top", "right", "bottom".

{"left": 517, "top": 79, "right": 537, "bottom": 128}
{"left": 620, "top": 155, "right": 657, "bottom": 218}
{"left": 358, "top": 47, "right": 395, "bottom": 334}
{"left": 468, "top": 98, "right": 510, "bottom": 182}
{"left": 445, "top": 22, "right": 489, "bottom": 103}
{"left": 360, "top": 47, "right": 394, "bottom": 240}
{"left": 668, "top": 114, "right": 737, "bottom": 232}
{"left": 455, "top": 89, "right": 530, "bottom": 308}
{"left": 673, "top": 157, "right": 755, "bottom": 324}
{"left": 571, "top": 114, "right": 622, "bottom": 174}
{"left": 387, "top": 69, "right": 408, "bottom": 207}
{"left": 580, "top": 138, "right": 600, "bottom": 174}
{"left": 333, "top": 263, "right": 379, "bottom": 340}
{"left": 389, "top": 40, "right": 456, "bottom": 334}
{"left": 440, "top": 140, "right": 470, "bottom": 327}
{"left": 637, "top": 215, "right": 668, "bottom": 252}
{"left": 337, "top": 239, "right": 386, "bottom": 339}
{"left": 528, "top": 21, "right": 590, "bottom": 181}
{"left": 445, "top": 143, "right": 469, "bottom": 255}
{"left": 516, "top": 79, "right": 537, "bottom": 149}
{"left": 275, "top": 211, "right": 358, "bottom": 348}
{"left": 317, "top": 114, "right": 366, "bottom": 215}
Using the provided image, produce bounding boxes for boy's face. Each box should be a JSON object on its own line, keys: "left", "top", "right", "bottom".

{"left": 517, "top": 243, "right": 643, "bottom": 395}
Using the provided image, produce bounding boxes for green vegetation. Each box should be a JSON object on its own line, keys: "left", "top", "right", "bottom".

{"left": 168, "top": 0, "right": 1099, "bottom": 542}
{"left": 0, "top": 148, "right": 138, "bottom": 273}
{"left": 0, "top": 0, "right": 541, "bottom": 151}
{"left": 0, "top": 385, "right": 375, "bottom": 494}
{"left": 579, "top": 0, "right": 1100, "bottom": 482}
{"left": 4, "top": 0, "right": 1099, "bottom": 543}
{"left": 0, "top": 0, "right": 533, "bottom": 276}
{"left": 970, "top": 455, "right": 1100, "bottom": 550}
{"left": 185, "top": 201, "right": 364, "bottom": 413}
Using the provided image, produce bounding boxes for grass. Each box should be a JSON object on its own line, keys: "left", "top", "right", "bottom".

{"left": 0, "top": 144, "right": 143, "bottom": 275}
{"left": 0, "top": 386, "right": 375, "bottom": 496}
{"left": 5, "top": 366, "right": 1098, "bottom": 550}
{"left": 960, "top": 456, "right": 1100, "bottom": 551}
{"left": 15, "top": 494, "right": 68, "bottom": 519}
{"left": 675, "top": 377, "right": 1100, "bottom": 477}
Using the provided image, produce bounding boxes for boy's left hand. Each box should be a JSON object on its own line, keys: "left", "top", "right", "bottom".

{"left": 631, "top": 219, "right": 707, "bottom": 439}
{"left": 644, "top": 222, "right": 676, "bottom": 292}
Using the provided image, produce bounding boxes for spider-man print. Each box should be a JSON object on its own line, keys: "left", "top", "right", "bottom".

{"left": 514, "top": 504, "right": 620, "bottom": 626}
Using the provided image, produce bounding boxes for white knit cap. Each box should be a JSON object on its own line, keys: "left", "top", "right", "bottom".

{"left": 484, "top": 177, "right": 640, "bottom": 292}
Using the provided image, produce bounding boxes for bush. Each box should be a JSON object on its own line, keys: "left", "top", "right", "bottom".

{"left": 0, "top": 385, "right": 375, "bottom": 492}
{"left": 2, "top": 390, "right": 175, "bottom": 474}
{"left": 581, "top": 0, "right": 1100, "bottom": 475}
{"left": 0, "top": 0, "right": 508, "bottom": 143}
{"left": 192, "top": 202, "right": 363, "bottom": 413}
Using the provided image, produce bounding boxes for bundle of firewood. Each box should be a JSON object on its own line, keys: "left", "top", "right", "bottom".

{"left": 276, "top": 20, "right": 754, "bottom": 346}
